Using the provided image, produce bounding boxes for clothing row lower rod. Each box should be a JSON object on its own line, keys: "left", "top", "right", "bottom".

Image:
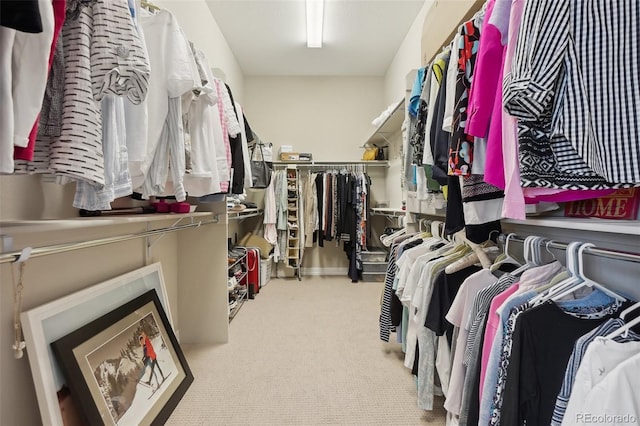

{"left": 0, "top": 218, "right": 219, "bottom": 265}
{"left": 500, "top": 233, "right": 640, "bottom": 264}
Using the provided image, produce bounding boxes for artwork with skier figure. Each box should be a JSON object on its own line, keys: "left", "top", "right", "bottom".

{"left": 51, "top": 290, "right": 193, "bottom": 426}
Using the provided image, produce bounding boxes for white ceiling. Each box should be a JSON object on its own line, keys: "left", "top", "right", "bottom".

{"left": 205, "top": 0, "right": 425, "bottom": 76}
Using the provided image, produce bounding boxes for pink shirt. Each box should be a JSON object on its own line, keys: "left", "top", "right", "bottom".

{"left": 467, "top": 0, "right": 498, "bottom": 139}
{"left": 500, "top": 0, "right": 527, "bottom": 219}
{"left": 479, "top": 284, "right": 518, "bottom": 396}
{"left": 14, "top": 0, "right": 66, "bottom": 162}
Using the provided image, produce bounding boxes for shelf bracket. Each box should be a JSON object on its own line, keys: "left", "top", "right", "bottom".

{"left": 145, "top": 217, "right": 200, "bottom": 264}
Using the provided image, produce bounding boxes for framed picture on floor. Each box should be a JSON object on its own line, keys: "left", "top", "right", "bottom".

{"left": 21, "top": 263, "right": 174, "bottom": 426}
{"left": 51, "top": 290, "right": 193, "bottom": 426}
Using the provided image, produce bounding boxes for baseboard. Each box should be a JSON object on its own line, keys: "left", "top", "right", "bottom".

{"left": 300, "top": 267, "right": 347, "bottom": 276}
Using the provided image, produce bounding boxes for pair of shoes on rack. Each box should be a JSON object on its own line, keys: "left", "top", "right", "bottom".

{"left": 288, "top": 222, "right": 298, "bottom": 229}
{"left": 228, "top": 277, "right": 238, "bottom": 292}
{"left": 287, "top": 214, "right": 297, "bottom": 222}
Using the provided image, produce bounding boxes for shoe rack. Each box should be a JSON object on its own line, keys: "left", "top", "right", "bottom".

{"left": 227, "top": 246, "right": 248, "bottom": 321}
{"left": 286, "top": 166, "right": 302, "bottom": 280}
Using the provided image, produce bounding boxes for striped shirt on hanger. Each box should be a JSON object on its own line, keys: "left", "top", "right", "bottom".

{"left": 504, "top": 0, "right": 640, "bottom": 187}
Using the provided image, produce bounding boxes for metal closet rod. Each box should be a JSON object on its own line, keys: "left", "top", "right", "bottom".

{"left": 502, "top": 233, "right": 640, "bottom": 264}
{"left": 0, "top": 218, "right": 219, "bottom": 265}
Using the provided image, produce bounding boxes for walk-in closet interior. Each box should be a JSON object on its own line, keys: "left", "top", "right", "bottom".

{"left": 1, "top": 0, "right": 639, "bottom": 425}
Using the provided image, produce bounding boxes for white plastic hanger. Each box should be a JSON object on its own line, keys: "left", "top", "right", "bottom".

{"left": 508, "top": 235, "right": 538, "bottom": 276}
{"left": 619, "top": 302, "right": 640, "bottom": 320}
{"left": 531, "top": 241, "right": 583, "bottom": 304}
{"left": 605, "top": 314, "right": 640, "bottom": 339}
{"left": 490, "top": 233, "right": 522, "bottom": 272}
{"left": 551, "top": 243, "right": 626, "bottom": 302}
{"left": 380, "top": 227, "right": 407, "bottom": 247}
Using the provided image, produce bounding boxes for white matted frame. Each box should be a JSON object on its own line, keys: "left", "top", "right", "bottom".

{"left": 21, "top": 263, "right": 172, "bottom": 426}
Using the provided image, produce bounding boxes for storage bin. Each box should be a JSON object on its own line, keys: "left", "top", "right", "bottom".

{"left": 362, "top": 261, "right": 387, "bottom": 273}
{"left": 361, "top": 272, "right": 385, "bottom": 282}
{"left": 260, "top": 255, "right": 273, "bottom": 287}
{"left": 360, "top": 250, "right": 387, "bottom": 262}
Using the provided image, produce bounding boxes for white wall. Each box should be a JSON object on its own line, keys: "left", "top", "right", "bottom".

{"left": 155, "top": 0, "right": 244, "bottom": 101}
{"left": 0, "top": 3, "right": 238, "bottom": 422}
{"left": 384, "top": 0, "right": 434, "bottom": 106}
{"left": 243, "top": 76, "right": 385, "bottom": 161}
{"left": 379, "top": 1, "right": 435, "bottom": 210}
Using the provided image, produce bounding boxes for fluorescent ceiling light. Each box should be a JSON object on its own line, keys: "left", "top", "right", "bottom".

{"left": 306, "top": 0, "right": 324, "bottom": 48}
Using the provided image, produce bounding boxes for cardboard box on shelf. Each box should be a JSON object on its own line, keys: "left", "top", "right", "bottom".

{"left": 280, "top": 152, "right": 300, "bottom": 161}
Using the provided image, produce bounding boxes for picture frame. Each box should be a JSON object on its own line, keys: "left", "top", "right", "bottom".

{"left": 51, "top": 290, "right": 193, "bottom": 426}
{"left": 21, "top": 263, "right": 174, "bottom": 426}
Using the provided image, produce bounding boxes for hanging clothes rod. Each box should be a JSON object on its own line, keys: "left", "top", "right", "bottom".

{"left": 0, "top": 218, "right": 219, "bottom": 265}
{"left": 500, "top": 233, "right": 640, "bottom": 264}
{"left": 272, "top": 160, "right": 388, "bottom": 168}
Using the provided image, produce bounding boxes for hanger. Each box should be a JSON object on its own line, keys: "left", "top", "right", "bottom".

{"left": 380, "top": 227, "right": 408, "bottom": 247}
{"left": 490, "top": 233, "right": 522, "bottom": 272}
{"left": 508, "top": 235, "right": 539, "bottom": 276}
{"left": 532, "top": 241, "right": 583, "bottom": 303}
{"left": 544, "top": 239, "right": 558, "bottom": 262}
{"left": 140, "top": 0, "right": 161, "bottom": 12}
{"left": 619, "top": 302, "right": 640, "bottom": 320}
{"left": 493, "top": 233, "right": 535, "bottom": 275}
{"left": 550, "top": 243, "right": 627, "bottom": 302}
{"left": 604, "top": 313, "right": 640, "bottom": 340}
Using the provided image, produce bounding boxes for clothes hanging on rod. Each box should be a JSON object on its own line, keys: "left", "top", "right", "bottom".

{"left": 5, "top": 0, "right": 259, "bottom": 212}
{"left": 380, "top": 229, "right": 640, "bottom": 423}
{"left": 272, "top": 164, "right": 372, "bottom": 281}
{"left": 405, "top": 0, "right": 640, "bottom": 224}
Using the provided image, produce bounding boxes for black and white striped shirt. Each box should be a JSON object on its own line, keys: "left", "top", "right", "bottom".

{"left": 504, "top": 0, "right": 640, "bottom": 186}
{"left": 49, "top": 0, "right": 149, "bottom": 192}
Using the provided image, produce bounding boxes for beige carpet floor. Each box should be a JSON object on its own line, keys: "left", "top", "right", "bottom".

{"left": 167, "top": 276, "right": 446, "bottom": 425}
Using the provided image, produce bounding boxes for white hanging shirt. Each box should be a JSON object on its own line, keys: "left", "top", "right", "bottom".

{"left": 130, "top": 8, "right": 196, "bottom": 189}
{"left": 0, "top": 0, "right": 54, "bottom": 173}
{"left": 183, "top": 47, "right": 222, "bottom": 197}
{"left": 562, "top": 338, "right": 640, "bottom": 425}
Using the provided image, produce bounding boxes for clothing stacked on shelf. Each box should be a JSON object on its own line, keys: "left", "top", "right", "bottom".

{"left": 379, "top": 230, "right": 640, "bottom": 426}
{"left": 2, "top": 0, "right": 258, "bottom": 211}
{"left": 407, "top": 0, "right": 640, "bottom": 226}
{"left": 264, "top": 166, "right": 371, "bottom": 281}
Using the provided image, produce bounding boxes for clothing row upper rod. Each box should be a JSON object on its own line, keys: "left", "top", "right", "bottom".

{"left": 499, "top": 233, "right": 640, "bottom": 264}
{"left": 0, "top": 217, "right": 219, "bottom": 265}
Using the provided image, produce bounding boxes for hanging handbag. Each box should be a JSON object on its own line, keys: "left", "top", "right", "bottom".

{"left": 250, "top": 143, "right": 272, "bottom": 188}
